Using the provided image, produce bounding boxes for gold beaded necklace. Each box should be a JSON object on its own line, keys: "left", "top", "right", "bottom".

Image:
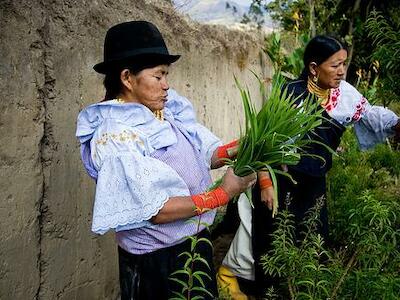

{"left": 153, "top": 109, "right": 164, "bottom": 121}
{"left": 116, "top": 98, "right": 164, "bottom": 122}
{"left": 307, "top": 77, "right": 330, "bottom": 105}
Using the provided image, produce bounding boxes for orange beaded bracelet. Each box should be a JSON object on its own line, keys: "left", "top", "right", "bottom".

{"left": 192, "top": 187, "right": 230, "bottom": 214}
{"left": 259, "top": 177, "right": 273, "bottom": 189}
{"left": 217, "top": 140, "right": 239, "bottom": 159}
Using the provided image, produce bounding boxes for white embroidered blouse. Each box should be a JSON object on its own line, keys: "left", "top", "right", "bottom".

{"left": 324, "top": 80, "right": 398, "bottom": 150}
{"left": 76, "top": 89, "right": 221, "bottom": 235}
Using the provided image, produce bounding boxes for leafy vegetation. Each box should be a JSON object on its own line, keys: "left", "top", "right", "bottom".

{"left": 169, "top": 217, "right": 215, "bottom": 300}
{"left": 263, "top": 31, "right": 309, "bottom": 79}
{"left": 261, "top": 130, "right": 400, "bottom": 299}
{"left": 262, "top": 197, "right": 336, "bottom": 300}
{"left": 365, "top": 10, "right": 400, "bottom": 107}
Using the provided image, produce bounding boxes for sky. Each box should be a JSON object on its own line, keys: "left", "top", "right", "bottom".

{"left": 234, "top": 0, "right": 253, "bottom": 5}
{"left": 174, "top": 0, "right": 256, "bottom": 8}
{"left": 173, "top": 0, "right": 276, "bottom": 29}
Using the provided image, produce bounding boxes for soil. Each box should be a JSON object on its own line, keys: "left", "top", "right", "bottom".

{"left": 213, "top": 233, "right": 235, "bottom": 269}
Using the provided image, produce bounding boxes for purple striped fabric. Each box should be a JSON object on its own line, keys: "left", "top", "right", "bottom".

{"left": 115, "top": 118, "right": 216, "bottom": 254}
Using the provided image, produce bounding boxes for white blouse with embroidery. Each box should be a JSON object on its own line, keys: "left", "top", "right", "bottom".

{"left": 76, "top": 89, "right": 221, "bottom": 234}
{"left": 323, "top": 80, "right": 398, "bottom": 150}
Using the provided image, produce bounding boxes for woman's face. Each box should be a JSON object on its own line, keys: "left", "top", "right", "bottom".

{"left": 129, "top": 64, "right": 170, "bottom": 111}
{"left": 312, "top": 49, "right": 347, "bottom": 89}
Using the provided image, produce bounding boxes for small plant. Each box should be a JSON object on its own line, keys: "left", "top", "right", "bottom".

{"left": 169, "top": 216, "right": 215, "bottom": 300}
{"left": 262, "top": 197, "right": 337, "bottom": 300}
{"left": 265, "top": 286, "right": 279, "bottom": 300}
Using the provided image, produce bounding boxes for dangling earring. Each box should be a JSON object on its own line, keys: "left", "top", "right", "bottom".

{"left": 312, "top": 74, "right": 318, "bottom": 83}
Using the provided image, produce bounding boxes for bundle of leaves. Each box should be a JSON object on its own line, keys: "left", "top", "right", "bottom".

{"left": 222, "top": 73, "right": 328, "bottom": 217}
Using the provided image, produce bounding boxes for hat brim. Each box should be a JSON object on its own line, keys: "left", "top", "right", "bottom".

{"left": 93, "top": 53, "right": 180, "bottom": 74}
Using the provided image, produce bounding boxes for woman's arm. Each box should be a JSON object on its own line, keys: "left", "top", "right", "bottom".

{"left": 151, "top": 168, "right": 256, "bottom": 223}
{"left": 354, "top": 105, "right": 400, "bottom": 150}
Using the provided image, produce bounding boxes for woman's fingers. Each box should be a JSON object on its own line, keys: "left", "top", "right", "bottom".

{"left": 261, "top": 188, "right": 274, "bottom": 211}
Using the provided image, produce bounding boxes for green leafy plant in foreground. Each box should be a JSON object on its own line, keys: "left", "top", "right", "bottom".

{"left": 262, "top": 197, "right": 337, "bottom": 300}
{"left": 261, "top": 131, "right": 400, "bottom": 299}
{"left": 169, "top": 216, "right": 214, "bottom": 300}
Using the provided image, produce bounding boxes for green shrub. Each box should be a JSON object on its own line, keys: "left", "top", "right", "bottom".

{"left": 367, "top": 143, "right": 400, "bottom": 176}
{"left": 261, "top": 129, "right": 400, "bottom": 299}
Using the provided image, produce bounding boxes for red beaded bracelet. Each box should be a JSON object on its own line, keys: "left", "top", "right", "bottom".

{"left": 217, "top": 140, "right": 239, "bottom": 159}
{"left": 259, "top": 177, "right": 273, "bottom": 189}
{"left": 192, "top": 187, "right": 230, "bottom": 215}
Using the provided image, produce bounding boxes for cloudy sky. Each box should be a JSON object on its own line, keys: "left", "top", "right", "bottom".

{"left": 173, "top": 0, "right": 276, "bottom": 28}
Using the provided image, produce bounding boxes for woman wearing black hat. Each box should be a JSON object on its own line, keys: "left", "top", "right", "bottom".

{"left": 76, "top": 21, "right": 256, "bottom": 299}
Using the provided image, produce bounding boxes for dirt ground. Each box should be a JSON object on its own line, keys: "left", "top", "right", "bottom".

{"left": 213, "top": 233, "right": 236, "bottom": 269}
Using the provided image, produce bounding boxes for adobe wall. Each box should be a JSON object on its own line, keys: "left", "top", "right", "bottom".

{"left": 0, "top": 0, "right": 270, "bottom": 299}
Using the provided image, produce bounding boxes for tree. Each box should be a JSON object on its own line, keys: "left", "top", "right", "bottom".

{"left": 249, "top": 0, "right": 400, "bottom": 105}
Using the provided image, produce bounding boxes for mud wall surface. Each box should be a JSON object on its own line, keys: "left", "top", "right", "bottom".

{"left": 0, "top": 0, "right": 270, "bottom": 299}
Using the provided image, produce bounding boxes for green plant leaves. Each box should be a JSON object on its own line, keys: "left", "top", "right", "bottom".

{"left": 226, "top": 72, "right": 328, "bottom": 217}
{"left": 262, "top": 130, "right": 400, "bottom": 299}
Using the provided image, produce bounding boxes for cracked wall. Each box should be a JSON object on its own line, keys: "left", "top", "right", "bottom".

{"left": 0, "top": 0, "right": 270, "bottom": 299}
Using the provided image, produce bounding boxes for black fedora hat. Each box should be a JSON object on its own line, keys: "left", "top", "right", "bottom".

{"left": 94, "top": 21, "right": 180, "bottom": 74}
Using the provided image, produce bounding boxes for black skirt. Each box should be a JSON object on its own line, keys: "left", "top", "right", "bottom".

{"left": 118, "top": 229, "right": 218, "bottom": 300}
{"left": 252, "top": 169, "right": 328, "bottom": 296}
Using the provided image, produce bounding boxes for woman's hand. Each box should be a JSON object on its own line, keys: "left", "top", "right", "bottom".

{"left": 260, "top": 186, "right": 274, "bottom": 210}
{"left": 220, "top": 168, "right": 257, "bottom": 199}
{"left": 258, "top": 170, "right": 275, "bottom": 210}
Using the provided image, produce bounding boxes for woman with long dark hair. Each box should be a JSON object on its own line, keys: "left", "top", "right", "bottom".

{"left": 250, "top": 35, "right": 400, "bottom": 296}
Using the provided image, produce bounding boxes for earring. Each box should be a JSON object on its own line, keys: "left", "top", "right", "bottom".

{"left": 312, "top": 75, "right": 318, "bottom": 83}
